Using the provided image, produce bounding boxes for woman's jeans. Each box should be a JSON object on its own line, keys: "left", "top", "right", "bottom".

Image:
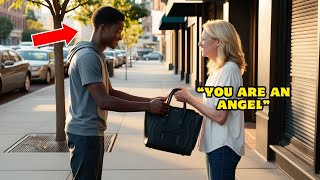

{"left": 206, "top": 146, "right": 241, "bottom": 180}
{"left": 66, "top": 133, "right": 105, "bottom": 180}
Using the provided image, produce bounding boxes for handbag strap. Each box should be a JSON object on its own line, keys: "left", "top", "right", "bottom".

{"left": 166, "top": 88, "right": 187, "bottom": 126}
{"left": 167, "top": 88, "right": 186, "bottom": 108}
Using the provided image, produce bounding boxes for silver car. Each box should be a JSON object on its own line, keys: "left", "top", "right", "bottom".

{"left": 142, "top": 51, "right": 163, "bottom": 61}
{"left": 41, "top": 47, "right": 70, "bottom": 75}
{"left": 12, "top": 41, "right": 38, "bottom": 50}
{"left": 104, "top": 50, "right": 122, "bottom": 68}
{"left": 17, "top": 49, "right": 55, "bottom": 84}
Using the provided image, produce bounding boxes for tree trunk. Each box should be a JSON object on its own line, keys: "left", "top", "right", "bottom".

{"left": 129, "top": 47, "right": 132, "bottom": 67}
{"left": 53, "top": 17, "right": 66, "bottom": 142}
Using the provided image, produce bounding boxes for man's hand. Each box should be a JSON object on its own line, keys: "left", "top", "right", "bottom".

{"left": 148, "top": 98, "right": 170, "bottom": 115}
{"left": 154, "top": 96, "right": 168, "bottom": 102}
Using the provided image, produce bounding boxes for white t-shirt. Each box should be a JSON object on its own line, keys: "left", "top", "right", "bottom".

{"left": 199, "top": 61, "right": 245, "bottom": 156}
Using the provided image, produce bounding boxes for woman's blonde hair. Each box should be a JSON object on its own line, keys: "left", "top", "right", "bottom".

{"left": 203, "top": 19, "right": 246, "bottom": 75}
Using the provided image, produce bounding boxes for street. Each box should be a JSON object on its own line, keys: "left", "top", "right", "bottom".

{"left": 0, "top": 78, "right": 67, "bottom": 105}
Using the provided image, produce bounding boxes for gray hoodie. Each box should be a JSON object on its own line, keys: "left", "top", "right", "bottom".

{"left": 65, "top": 41, "right": 108, "bottom": 136}
{"left": 67, "top": 41, "right": 104, "bottom": 74}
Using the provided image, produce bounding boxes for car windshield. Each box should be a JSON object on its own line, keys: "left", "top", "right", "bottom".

{"left": 105, "top": 52, "right": 114, "bottom": 56}
{"left": 18, "top": 51, "right": 48, "bottom": 61}
{"left": 42, "top": 47, "right": 68, "bottom": 59}
{"left": 18, "top": 42, "right": 33, "bottom": 47}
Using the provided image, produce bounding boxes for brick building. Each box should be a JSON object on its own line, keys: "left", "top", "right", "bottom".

{"left": 0, "top": 0, "right": 25, "bottom": 45}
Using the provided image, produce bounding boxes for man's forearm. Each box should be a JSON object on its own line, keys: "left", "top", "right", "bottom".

{"left": 110, "top": 89, "right": 152, "bottom": 102}
{"left": 100, "top": 95, "right": 150, "bottom": 112}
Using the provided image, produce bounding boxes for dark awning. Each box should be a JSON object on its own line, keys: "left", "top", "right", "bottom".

{"left": 159, "top": 15, "right": 186, "bottom": 30}
{"left": 166, "top": 0, "right": 204, "bottom": 17}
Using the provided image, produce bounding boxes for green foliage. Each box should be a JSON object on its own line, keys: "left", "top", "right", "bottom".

{"left": 108, "top": 0, "right": 150, "bottom": 21}
{"left": 74, "top": 0, "right": 150, "bottom": 25}
{"left": 0, "top": 0, "right": 95, "bottom": 40}
{"left": 22, "top": 29, "right": 38, "bottom": 41}
{"left": 0, "top": 16, "right": 14, "bottom": 40}
{"left": 23, "top": 9, "right": 44, "bottom": 42}
{"left": 122, "top": 19, "right": 143, "bottom": 48}
{"left": 73, "top": 0, "right": 149, "bottom": 48}
{"left": 2, "top": 0, "right": 97, "bottom": 17}
{"left": 26, "top": 19, "right": 44, "bottom": 30}
{"left": 22, "top": 19, "right": 45, "bottom": 41}
{"left": 73, "top": 3, "right": 102, "bottom": 25}
{"left": 108, "top": 0, "right": 146, "bottom": 48}
{"left": 26, "top": 9, "right": 37, "bottom": 21}
{"left": 129, "top": 3, "right": 150, "bottom": 20}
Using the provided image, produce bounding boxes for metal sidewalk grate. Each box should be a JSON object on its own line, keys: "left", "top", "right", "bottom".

{"left": 5, "top": 133, "right": 117, "bottom": 153}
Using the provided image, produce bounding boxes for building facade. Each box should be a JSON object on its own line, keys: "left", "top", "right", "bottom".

{"left": 152, "top": 0, "right": 166, "bottom": 53}
{"left": 159, "top": 0, "right": 320, "bottom": 179}
{"left": 127, "top": 0, "right": 160, "bottom": 57}
{"left": 0, "top": 0, "right": 25, "bottom": 45}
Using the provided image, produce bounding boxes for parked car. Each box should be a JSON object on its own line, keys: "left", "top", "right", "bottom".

{"left": 142, "top": 51, "right": 163, "bottom": 60}
{"left": 138, "top": 50, "right": 152, "bottom": 60}
{"left": 104, "top": 50, "right": 122, "bottom": 68}
{"left": 12, "top": 41, "right": 35, "bottom": 50}
{"left": 17, "top": 49, "right": 55, "bottom": 84}
{"left": 41, "top": 47, "right": 70, "bottom": 75}
{"left": 102, "top": 52, "right": 115, "bottom": 77}
{"left": 0, "top": 47, "right": 31, "bottom": 94}
{"left": 115, "top": 50, "right": 126, "bottom": 65}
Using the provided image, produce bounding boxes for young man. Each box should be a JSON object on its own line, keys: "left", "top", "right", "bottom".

{"left": 65, "top": 6, "right": 169, "bottom": 180}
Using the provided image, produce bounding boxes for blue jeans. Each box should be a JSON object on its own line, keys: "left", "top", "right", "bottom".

{"left": 66, "top": 133, "right": 105, "bottom": 180}
{"left": 206, "top": 146, "right": 241, "bottom": 180}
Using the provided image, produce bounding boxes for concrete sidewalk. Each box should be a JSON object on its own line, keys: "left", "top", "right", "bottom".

{"left": 0, "top": 61, "right": 291, "bottom": 180}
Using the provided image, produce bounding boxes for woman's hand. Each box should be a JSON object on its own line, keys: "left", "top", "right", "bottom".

{"left": 174, "top": 88, "right": 193, "bottom": 104}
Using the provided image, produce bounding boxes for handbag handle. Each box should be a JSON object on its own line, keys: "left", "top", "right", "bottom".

{"left": 167, "top": 88, "right": 186, "bottom": 109}
{"left": 166, "top": 88, "right": 187, "bottom": 126}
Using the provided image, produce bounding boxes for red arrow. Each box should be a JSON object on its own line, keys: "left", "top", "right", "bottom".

{"left": 32, "top": 23, "right": 78, "bottom": 47}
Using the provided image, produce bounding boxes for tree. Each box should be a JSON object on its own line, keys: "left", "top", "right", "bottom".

{"left": 25, "top": 18, "right": 44, "bottom": 30}
{"left": 22, "top": 29, "right": 39, "bottom": 41}
{"left": 74, "top": 0, "right": 149, "bottom": 70}
{"left": 107, "top": 0, "right": 146, "bottom": 73}
{"left": 122, "top": 19, "right": 142, "bottom": 75}
{"left": 122, "top": 20, "right": 143, "bottom": 49}
{"left": 1, "top": 0, "right": 96, "bottom": 142}
{"left": 74, "top": 0, "right": 150, "bottom": 24}
{"left": 26, "top": 9, "right": 37, "bottom": 21}
{"left": 127, "top": 2, "right": 150, "bottom": 20}
{"left": 0, "top": 16, "right": 14, "bottom": 40}
{"left": 23, "top": 11, "right": 45, "bottom": 41}
{"left": 22, "top": 19, "right": 45, "bottom": 41}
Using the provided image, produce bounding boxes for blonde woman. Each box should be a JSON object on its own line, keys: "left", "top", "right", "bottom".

{"left": 174, "top": 20, "right": 246, "bottom": 180}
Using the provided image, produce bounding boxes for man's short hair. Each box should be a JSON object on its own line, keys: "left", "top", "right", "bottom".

{"left": 91, "top": 6, "right": 125, "bottom": 29}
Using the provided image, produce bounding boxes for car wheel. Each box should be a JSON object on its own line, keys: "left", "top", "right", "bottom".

{"left": 45, "top": 70, "right": 51, "bottom": 84}
{"left": 20, "top": 74, "right": 30, "bottom": 93}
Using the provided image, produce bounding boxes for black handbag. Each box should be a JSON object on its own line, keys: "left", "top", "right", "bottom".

{"left": 144, "top": 88, "right": 203, "bottom": 156}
